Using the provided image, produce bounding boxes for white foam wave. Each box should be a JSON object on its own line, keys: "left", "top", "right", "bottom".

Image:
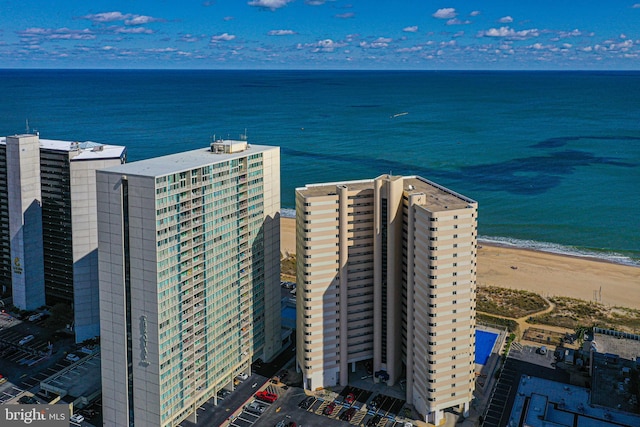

{"left": 479, "top": 235, "right": 640, "bottom": 267}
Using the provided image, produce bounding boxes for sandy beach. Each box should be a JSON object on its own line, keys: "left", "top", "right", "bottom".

{"left": 280, "top": 217, "right": 640, "bottom": 309}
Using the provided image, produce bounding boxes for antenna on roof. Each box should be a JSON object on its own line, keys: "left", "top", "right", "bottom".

{"left": 25, "top": 119, "right": 30, "bottom": 134}
{"left": 240, "top": 128, "right": 248, "bottom": 141}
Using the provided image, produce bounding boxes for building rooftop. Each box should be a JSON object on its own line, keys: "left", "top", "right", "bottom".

{"left": 1, "top": 134, "right": 126, "bottom": 161}
{"left": 296, "top": 175, "right": 476, "bottom": 212}
{"left": 591, "top": 329, "right": 640, "bottom": 361}
{"left": 99, "top": 140, "right": 277, "bottom": 177}
{"left": 508, "top": 375, "right": 640, "bottom": 427}
{"left": 40, "top": 351, "right": 101, "bottom": 407}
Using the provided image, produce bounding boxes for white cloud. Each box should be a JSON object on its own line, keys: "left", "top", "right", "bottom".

{"left": 223, "top": 16, "right": 234, "bottom": 21}
{"left": 111, "top": 26, "right": 153, "bottom": 34}
{"left": 82, "top": 12, "right": 130, "bottom": 23}
{"left": 403, "top": 26, "right": 418, "bottom": 33}
{"left": 145, "top": 47, "right": 177, "bottom": 53}
{"left": 125, "top": 15, "right": 163, "bottom": 26}
{"left": 396, "top": 46, "right": 422, "bottom": 53}
{"left": 633, "top": 3, "right": 640, "bottom": 8}
{"left": 268, "top": 30, "right": 296, "bottom": 36}
{"left": 179, "top": 34, "right": 201, "bottom": 42}
{"left": 335, "top": 12, "right": 355, "bottom": 19}
{"left": 298, "top": 38, "right": 345, "bottom": 52}
{"left": 478, "top": 26, "right": 539, "bottom": 40}
{"left": 433, "top": 8, "right": 457, "bottom": 19}
{"left": 498, "top": 16, "right": 513, "bottom": 23}
{"left": 359, "top": 37, "right": 392, "bottom": 49}
{"left": 211, "top": 33, "right": 236, "bottom": 42}
{"left": 558, "top": 29, "right": 582, "bottom": 38}
{"left": 447, "top": 18, "right": 470, "bottom": 25}
{"left": 305, "top": 0, "right": 328, "bottom": 4}
{"left": 248, "top": 0, "right": 294, "bottom": 10}
{"left": 470, "top": 11, "right": 481, "bottom": 17}
{"left": 18, "top": 27, "right": 96, "bottom": 40}
{"left": 82, "top": 11, "right": 163, "bottom": 27}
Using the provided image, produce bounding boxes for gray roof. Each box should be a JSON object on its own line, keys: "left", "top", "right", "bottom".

{"left": 99, "top": 143, "right": 278, "bottom": 177}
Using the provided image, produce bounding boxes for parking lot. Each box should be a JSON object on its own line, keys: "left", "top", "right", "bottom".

{"left": 303, "top": 387, "right": 408, "bottom": 427}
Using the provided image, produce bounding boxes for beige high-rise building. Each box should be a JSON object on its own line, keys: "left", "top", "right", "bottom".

{"left": 295, "top": 175, "right": 477, "bottom": 424}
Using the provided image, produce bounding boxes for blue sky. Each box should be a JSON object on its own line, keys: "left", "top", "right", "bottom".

{"left": 2, "top": 0, "right": 640, "bottom": 69}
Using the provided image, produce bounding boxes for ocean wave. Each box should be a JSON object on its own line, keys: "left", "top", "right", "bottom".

{"left": 479, "top": 235, "right": 640, "bottom": 267}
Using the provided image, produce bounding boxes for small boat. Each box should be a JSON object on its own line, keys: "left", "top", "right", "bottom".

{"left": 391, "top": 112, "right": 409, "bottom": 118}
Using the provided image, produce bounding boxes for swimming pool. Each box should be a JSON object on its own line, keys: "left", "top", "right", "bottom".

{"left": 476, "top": 330, "right": 499, "bottom": 365}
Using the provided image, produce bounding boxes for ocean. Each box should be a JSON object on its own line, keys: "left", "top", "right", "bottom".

{"left": 1, "top": 69, "right": 639, "bottom": 265}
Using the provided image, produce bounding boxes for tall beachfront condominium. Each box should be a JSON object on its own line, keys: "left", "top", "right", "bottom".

{"left": 0, "top": 133, "right": 126, "bottom": 342}
{"left": 295, "top": 175, "right": 477, "bottom": 424}
{"left": 96, "top": 139, "right": 281, "bottom": 427}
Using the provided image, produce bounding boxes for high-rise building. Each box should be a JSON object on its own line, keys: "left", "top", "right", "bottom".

{"left": 0, "top": 134, "right": 126, "bottom": 341}
{"left": 97, "top": 139, "right": 282, "bottom": 427}
{"left": 295, "top": 174, "right": 477, "bottom": 424}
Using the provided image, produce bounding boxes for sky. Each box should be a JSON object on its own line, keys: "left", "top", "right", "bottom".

{"left": 1, "top": 1, "right": 640, "bottom": 70}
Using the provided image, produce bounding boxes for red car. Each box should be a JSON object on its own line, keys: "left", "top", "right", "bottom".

{"left": 345, "top": 392, "right": 356, "bottom": 405}
{"left": 255, "top": 390, "right": 278, "bottom": 403}
{"left": 323, "top": 401, "right": 336, "bottom": 415}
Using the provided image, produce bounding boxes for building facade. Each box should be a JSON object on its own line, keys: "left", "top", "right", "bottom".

{"left": 295, "top": 175, "right": 477, "bottom": 424}
{"left": 0, "top": 134, "right": 126, "bottom": 341}
{"left": 97, "top": 140, "right": 282, "bottom": 427}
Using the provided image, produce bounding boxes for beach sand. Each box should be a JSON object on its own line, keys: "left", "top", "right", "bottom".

{"left": 279, "top": 217, "right": 640, "bottom": 309}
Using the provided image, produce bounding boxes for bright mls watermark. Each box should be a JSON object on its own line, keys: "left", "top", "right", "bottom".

{"left": 1, "top": 405, "right": 67, "bottom": 426}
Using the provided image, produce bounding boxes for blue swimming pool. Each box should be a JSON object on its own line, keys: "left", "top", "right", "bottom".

{"left": 476, "top": 330, "right": 499, "bottom": 365}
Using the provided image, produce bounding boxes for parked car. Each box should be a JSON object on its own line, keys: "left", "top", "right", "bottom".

{"left": 0, "top": 374, "right": 7, "bottom": 385}
{"left": 18, "top": 396, "right": 38, "bottom": 404}
{"left": 299, "top": 396, "right": 314, "bottom": 409}
{"left": 70, "top": 414, "right": 85, "bottom": 423}
{"left": 28, "top": 313, "right": 44, "bottom": 322}
{"left": 323, "top": 401, "right": 337, "bottom": 415}
{"left": 345, "top": 392, "right": 356, "bottom": 405}
{"left": 66, "top": 353, "right": 81, "bottom": 362}
{"left": 275, "top": 420, "right": 287, "bottom": 427}
{"left": 245, "top": 401, "right": 266, "bottom": 414}
{"left": 217, "top": 389, "right": 231, "bottom": 398}
{"left": 340, "top": 407, "right": 356, "bottom": 421}
{"left": 287, "top": 422, "right": 296, "bottom": 427}
{"left": 369, "top": 395, "right": 381, "bottom": 410}
{"left": 255, "top": 390, "right": 278, "bottom": 403}
{"left": 18, "top": 335, "right": 34, "bottom": 345}
{"left": 236, "top": 372, "right": 249, "bottom": 381}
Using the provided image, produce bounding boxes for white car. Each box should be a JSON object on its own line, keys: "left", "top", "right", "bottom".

{"left": 18, "top": 335, "right": 34, "bottom": 345}
{"left": 236, "top": 372, "right": 249, "bottom": 381}
{"left": 70, "top": 414, "right": 85, "bottom": 423}
{"left": 66, "top": 353, "right": 81, "bottom": 362}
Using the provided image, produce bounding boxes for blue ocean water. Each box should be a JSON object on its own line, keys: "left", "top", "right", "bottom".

{"left": 1, "top": 70, "right": 639, "bottom": 264}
